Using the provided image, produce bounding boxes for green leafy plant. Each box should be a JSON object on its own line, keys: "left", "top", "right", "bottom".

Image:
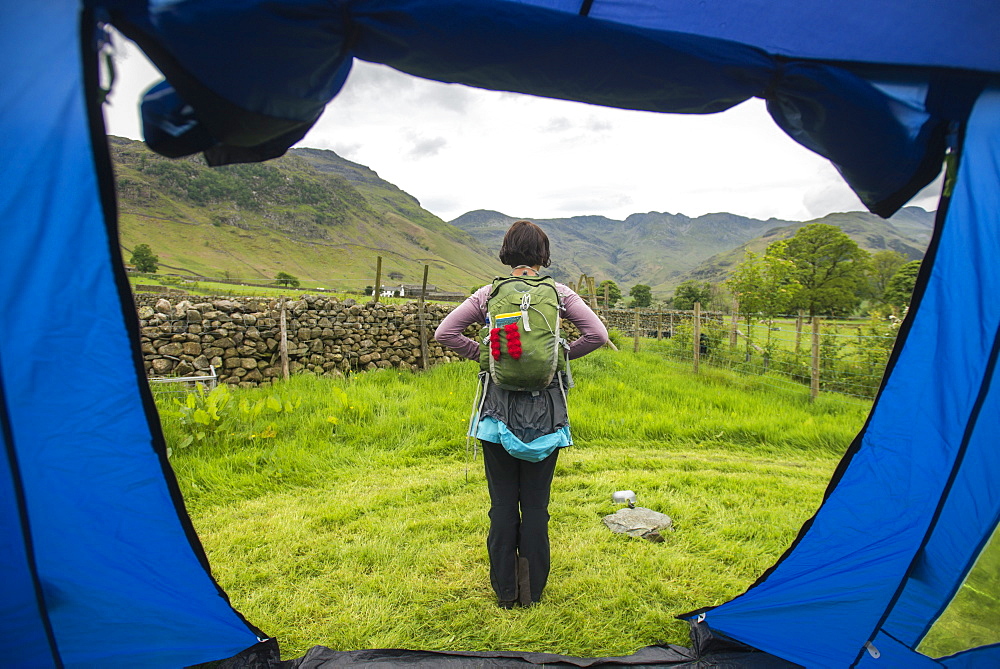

{"left": 172, "top": 383, "right": 233, "bottom": 450}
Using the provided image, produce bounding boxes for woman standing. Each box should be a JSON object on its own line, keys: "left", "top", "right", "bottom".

{"left": 435, "top": 220, "right": 608, "bottom": 608}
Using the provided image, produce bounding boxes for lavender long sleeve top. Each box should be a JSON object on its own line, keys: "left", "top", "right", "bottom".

{"left": 434, "top": 281, "right": 609, "bottom": 360}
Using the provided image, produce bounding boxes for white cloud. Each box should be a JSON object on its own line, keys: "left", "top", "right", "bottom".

{"left": 407, "top": 135, "right": 448, "bottom": 158}
{"left": 542, "top": 116, "right": 572, "bottom": 133}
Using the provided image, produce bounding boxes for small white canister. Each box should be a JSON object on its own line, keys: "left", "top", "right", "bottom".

{"left": 612, "top": 490, "right": 637, "bottom": 507}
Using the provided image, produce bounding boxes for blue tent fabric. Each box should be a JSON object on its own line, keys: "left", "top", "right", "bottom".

{"left": 1, "top": 3, "right": 266, "bottom": 666}
{"left": 880, "top": 89, "right": 1000, "bottom": 648}
{"left": 0, "top": 369, "right": 59, "bottom": 667}
{"left": 574, "top": 0, "right": 1000, "bottom": 73}
{"left": 939, "top": 643, "right": 1000, "bottom": 669}
{"left": 4, "top": 0, "right": 1000, "bottom": 666}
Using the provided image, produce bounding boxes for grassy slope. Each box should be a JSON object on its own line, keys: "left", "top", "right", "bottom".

{"left": 112, "top": 137, "right": 505, "bottom": 292}
{"left": 112, "top": 134, "right": 934, "bottom": 299}
{"left": 683, "top": 209, "right": 933, "bottom": 286}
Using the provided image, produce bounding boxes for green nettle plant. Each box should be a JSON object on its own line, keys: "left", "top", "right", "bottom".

{"left": 238, "top": 394, "right": 301, "bottom": 420}
{"left": 163, "top": 383, "right": 304, "bottom": 455}
{"left": 324, "top": 386, "right": 349, "bottom": 435}
{"left": 172, "top": 383, "right": 233, "bottom": 451}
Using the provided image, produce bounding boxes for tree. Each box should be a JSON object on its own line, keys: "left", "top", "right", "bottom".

{"left": 725, "top": 250, "right": 799, "bottom": 352}
{"left": 867, "top": 250, "right": 907, "bottom": 303}
{"left": 672, "top": 280, "right": 713, "bottom": 310}
{"left": 597, "top": 279, "right": 622, "bottom": 307}
{"left": 129, "top": 243, "right": 158, "bottom": 273}
{"left": 773, "top": 223, "right": 870, "bottom": 316}
{"left": 274, "top": 271, "right": 300, "bottom": 288}
{"left": 629, "top": 284, "right": 652, "bottom": 308}
{"left": 883, "top": 260, "right": 921, "bottom": 311}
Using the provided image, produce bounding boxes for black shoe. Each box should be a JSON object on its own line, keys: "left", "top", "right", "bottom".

{"left": 497, "top": 599, "right": 516, "bottom": 609}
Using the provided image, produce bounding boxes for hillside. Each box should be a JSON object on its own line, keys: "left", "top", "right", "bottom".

{"left": 111, "top": 135, "right": 935, "bottom": 298}
{"left": 449, "top": 210, "right": 791, "bottom": 291}
{"left": 681, "top": 208, "right": 935, "bottom": 286}
{"left": 110, "top": 137, "right": 505, "bottom": 293}
{"left": 449, "top": 208, "right": 934, "bottom": 294}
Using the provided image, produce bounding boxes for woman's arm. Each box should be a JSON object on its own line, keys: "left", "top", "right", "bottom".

{"left": 560, "top": 289, "right": 609, "bottom": 359}
{"left": 433, "top": 286, "right": 490, "bottom": 361}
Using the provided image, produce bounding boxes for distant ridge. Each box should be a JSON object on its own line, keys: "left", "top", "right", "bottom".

{"left": 449, "top": 207, "right": 934, "bottom": 294}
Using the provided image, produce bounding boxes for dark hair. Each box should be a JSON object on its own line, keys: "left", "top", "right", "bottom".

{"left": 498, "top": 220, "right": 551, "bottom": 268}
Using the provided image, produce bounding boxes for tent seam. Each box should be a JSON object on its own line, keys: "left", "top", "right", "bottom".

{"left": 0, "top": 361, "right": 64, "bottom": 668}
{"left": 863, "top": 294, "right": 1000, "bottom": 660}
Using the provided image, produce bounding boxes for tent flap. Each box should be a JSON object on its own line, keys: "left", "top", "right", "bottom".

{"left": 116, "top": 0, "right": 951, "bottom": 215}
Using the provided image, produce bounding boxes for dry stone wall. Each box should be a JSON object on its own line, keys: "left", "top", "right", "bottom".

{"left": 136, "top": 294, "right": 582, "bottom": 387}
{"left": 137, "top": 294, "right": 468, "bottom": 387}
{"left": 598, "top": 308, "right": 722, "bottom": 338}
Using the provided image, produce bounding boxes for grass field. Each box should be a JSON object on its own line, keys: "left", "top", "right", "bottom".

{"left": 128, "top": 275, "right": 467, "bottom": 306}
{"left": 156, "top": 350, "right": 995, "bottom": 661}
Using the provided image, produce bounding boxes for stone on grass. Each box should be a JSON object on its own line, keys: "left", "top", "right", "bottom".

{"left": 602, "top": 507, "right": 673, "bottom": 543}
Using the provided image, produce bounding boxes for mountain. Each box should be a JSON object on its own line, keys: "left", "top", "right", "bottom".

{"left": 450, "top": 210, "right": 794, "bottom": 291}
{"left": 111, "top": 137, "right": 505, "bottom": 292}
{"left": 449, "top": 207, "right": 934, "bottom": 294}
{"left": 111, "top": 135, "right": 936, "bottom": 299}
{"left": 681, "top": 208, "right": 935, "bottom": 286}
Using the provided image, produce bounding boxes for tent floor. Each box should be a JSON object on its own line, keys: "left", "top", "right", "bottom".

{"left": 203, "top": 623, "right": 800, "bottom": 668}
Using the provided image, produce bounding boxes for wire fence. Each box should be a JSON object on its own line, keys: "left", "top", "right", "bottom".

{"left": 605, "top": 305, "right": 899, "bottom": 403}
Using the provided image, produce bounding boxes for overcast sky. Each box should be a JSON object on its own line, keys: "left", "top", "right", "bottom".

{"left": 104, "top": 35, "right": 941, "bottom": 224}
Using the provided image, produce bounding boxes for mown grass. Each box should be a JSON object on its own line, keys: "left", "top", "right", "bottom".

{"left": 157, "top": 351, "right": 991, "bottom": 661}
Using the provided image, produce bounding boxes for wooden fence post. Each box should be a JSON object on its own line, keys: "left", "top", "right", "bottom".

{"left": 730, "top": 299, "right": 738, "bottom": 347}
{"left": 279, "top": 298, "right": 290, "bottom": 380}
{"left": 693, "top": 302, "right": 701, "bottom": 373}
{"left": 587, "top": 276, "right": 597, "bottom": 310}
{"left": 373, "top": 255, "right": 383, "bottom": 303}
{"left": 603, "top": 283, "right": 610, "bottom": 319}
{"left": 657, "top": 310, "right": 663, "bottom": 340}
{"left": 811, "top": 316, "right": 820, "bottom": 401}
{"left": 796, "top": 310, "right": 804, "bottom": 354}
{"left": 633, "top": 307, "right": 640, "bottom": 353}
{"left": 418, "top": 264, "right": 430, "bottom": 371}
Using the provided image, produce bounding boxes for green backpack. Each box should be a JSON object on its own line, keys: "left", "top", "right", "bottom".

{"left": 479, "top": 275, "right": 567, "bottom": 391}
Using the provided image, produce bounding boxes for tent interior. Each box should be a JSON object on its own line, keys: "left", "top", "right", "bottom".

{"left": 3, "top": 1, "right": 999, "bottom": 667}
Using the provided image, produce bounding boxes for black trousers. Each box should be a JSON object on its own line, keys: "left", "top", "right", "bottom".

{"left": 481, "top": 439, "right": 559, "bottom": 603}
